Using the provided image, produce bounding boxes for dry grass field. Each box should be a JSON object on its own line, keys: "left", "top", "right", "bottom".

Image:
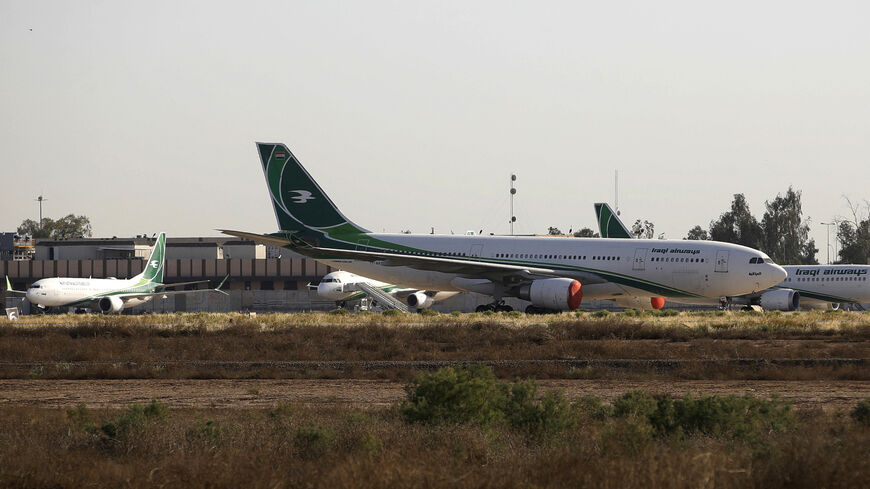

{"left": 1, "top": 310, "right": 869, "bottom": 488}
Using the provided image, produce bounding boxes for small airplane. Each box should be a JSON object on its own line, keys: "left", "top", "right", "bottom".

{"left": 311, "top": 270, "right": 457, "bottom": 311}
{"left": 5, "top": 233, "right": 228, "bottom": 314}
{"left": 593, "top": 202, "right": 870, "bottom": 310}
{"left": 220, "top": 142, "right": 786, "bottom": 314}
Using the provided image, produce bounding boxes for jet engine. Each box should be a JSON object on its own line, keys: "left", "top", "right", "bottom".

{"left": 758, "top": 289, "right": 800, "bottom": 311}
{"left": 517, "top": 278, "right": 582, "bottom": 310}
{"left": 407, "top": 291, "right": 435, "bottom": 309}
{"left": 99, "top": 296, "right": 124, "bottom": 314}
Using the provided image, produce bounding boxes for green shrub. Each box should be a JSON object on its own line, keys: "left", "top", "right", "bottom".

{"left": 419, "top": 308, "right": 439, "bottom": 316}
{"left": 101, "top": 399, "right": 169, "bottom": 440}
{"left": 294, "top": 425, "right": 335, "bottom": 456}
{"left": 382, "top": 309, "right": 403, "bottom": 316}
{"left": 612, "top": 391, "right": 658, "bottom": 420}
{"left": 65, "top": 403, "right": 92, "bottom": 431}
{"left": 575, "top": 395, "right": 613, "bottom": 420}
{"left": 611, "top": 392, "right": 793, "bottom": 441}
{"left": 401, "top": 366, "right": 508, "bottom": 428}
{"left": 504, "top": 380, "right": 577, "bottom": 437}
{"left": 622, "top": 309, "right": 645, "bottom": 317}
{"left": 852, "top": 398, "right": 870, "bottom": 426}
{"left": 652, "top": 309, "right": 679, "bottom": 317}
{"left": 450, "top": 311, "right": 463, "bottom": 317}
{"left": 190, "top": 419, "right": 223, "bottom": 444}
{"left": 591, "top": 310, "right": 610, "bottom": 318}
{"left": 401, "top": 366, "right": 577, "bottom": 437}
{"left": 328, "top": 308, "right": 349, "bottom": 315}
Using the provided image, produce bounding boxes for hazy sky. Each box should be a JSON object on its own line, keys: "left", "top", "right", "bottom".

{"left": 2, "top": 1, "right": 869, "bottom": 261}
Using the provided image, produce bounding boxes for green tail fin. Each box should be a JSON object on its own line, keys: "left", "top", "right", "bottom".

{"left": 139, "top": 232, "right": 165, "bottom": 283}
{"left": 594, "top": 203, "right": 633, "bottom": 239}
{"left": 256, "top": 143, "right": 367, "bottom": 236}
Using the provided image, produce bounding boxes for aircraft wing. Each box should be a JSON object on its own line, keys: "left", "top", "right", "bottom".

{"left": 219, "top": 229, "right": 607, "bottom": 285}
{"left": 116, "top": 275, "right": 230, "bottom": 300}
{"left": 306, "top": 246, "right": 607, "bottom": 285}
{"left": 218, "top": 229, "right": 293, "bottom": 247}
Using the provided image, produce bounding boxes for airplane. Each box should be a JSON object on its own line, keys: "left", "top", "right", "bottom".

{"left": 5, "top": 233, "right": 228, "bottom": 313}
{"left": 312, "top": 270, "right": 457, "bottom": 311}
{"left": 593, "top": 202, "right": 870, "bottom": 310}
{"left": 220, "top": 142, "right": 787, "bottom": 314}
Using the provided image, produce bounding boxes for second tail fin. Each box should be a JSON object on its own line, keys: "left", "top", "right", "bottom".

{"left": 594, "top": 203, "right": 633, "bottom": 239}
{"left": 137, "top": 232, "right": 166, "bottom": 284}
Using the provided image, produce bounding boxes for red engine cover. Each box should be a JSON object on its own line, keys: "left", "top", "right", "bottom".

{"left": 650, "top": 297, "right": 666, "bottom": 310}
{"left": 568, "top": 281, "right": 583, "bottom": 310}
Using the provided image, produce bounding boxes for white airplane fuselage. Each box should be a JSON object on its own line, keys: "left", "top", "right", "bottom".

{"left": 318, "top": 234, "right": 785, "bottom": 302}
{"left": 779, "top": 265, "right": 870, "bottom": 307}
{"left": 26, "top": 277, "right": 153, "bottom": 309}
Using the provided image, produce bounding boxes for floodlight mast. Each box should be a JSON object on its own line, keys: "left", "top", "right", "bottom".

{"left": 509, "top": 174, "right": 517, "bottom": 235}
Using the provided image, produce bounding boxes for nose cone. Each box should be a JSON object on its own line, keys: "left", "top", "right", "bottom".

{"left": 770, "top": 263, "right": 787, "bottom": 286}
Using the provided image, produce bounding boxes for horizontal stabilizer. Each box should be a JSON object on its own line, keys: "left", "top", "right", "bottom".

{"left": 218, "top": 229, "right": 294, "bottom": 248}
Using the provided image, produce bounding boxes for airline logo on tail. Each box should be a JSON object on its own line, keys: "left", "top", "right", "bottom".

{"left": 289, "top": 190, "right": 316, "bottom": 203}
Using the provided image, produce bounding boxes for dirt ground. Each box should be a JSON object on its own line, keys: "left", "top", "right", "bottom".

{"left": 1, "top": 378, "right": 867, "bottom": 412}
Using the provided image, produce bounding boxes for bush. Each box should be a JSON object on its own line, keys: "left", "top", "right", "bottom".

{"left": 852, "top": 398, "right": 870, "bottom": 426}
{"left": 328, "top": 308, "right": 349, "bottom": 315}
{"left": 591, "top": 310, "right": 610, "bottom": 318}
{"left": 401, "top": 366, "right": 508, "bottom": 428}
{"left": 611, "top": 392, "right": 793, "bottom": 441}
{"left": 401, "top": 366, "right": 577, "bottom": 437}
{"left": 294, "top": 425, "right": 335, "bottom": 456}
{"left": 419, "top": 308, "right": 439, "bottom": 316}
{"left": 65, "top": 403, "right": 92, "bottom": 431}
{"left": 575, "top": 395, "right": 613, "bottom": 420}
{"left": 612, "top": 391, "right": 658, "bottom": 420}
{"left": 101, "top": 399, "right": 169, "bottom": 440}
{"left": 382, "top": 309, "right": 403, "bottom": 316}
{"left": 504, "top": 380, "right": 577, "bottom": 437}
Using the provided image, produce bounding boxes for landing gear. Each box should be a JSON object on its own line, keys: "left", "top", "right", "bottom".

{"left": 475, "top": 300, "right": 513, "bottom": 313}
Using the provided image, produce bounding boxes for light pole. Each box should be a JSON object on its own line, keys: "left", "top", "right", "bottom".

{"left": 820, "top": 222, "right": 835, "bottom": 264}
{"left": 35, "top": 195, "right": 47, "bottom": 231}
{"left": 509, "top": 174, "right": 517, "bottom": 235}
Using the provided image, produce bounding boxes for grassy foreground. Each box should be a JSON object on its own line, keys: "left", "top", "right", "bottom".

{"left": 1, "top": 310, "right": 868, "bottom": 380}
{"left": 1, "top": 393, "right": 869, "bottom": 488}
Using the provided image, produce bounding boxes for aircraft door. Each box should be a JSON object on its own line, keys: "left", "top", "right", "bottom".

{"left": 355, "top": 239, "right": 369, "bottom": 251}
{"left": 469, "top": 244, "right": 484, "bottom": 258}
{"left": 715, "top": 250, "right": 729, "bottom": 272}
{"left": 633, "top": 248, "right": 647, "bottom": 271}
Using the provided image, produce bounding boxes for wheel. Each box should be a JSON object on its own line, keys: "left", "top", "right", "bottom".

{"left": 475, "top": 305, "right": 490, "bottom": 312}
{"left": 496, "top": 305, "right": 513, "bottom": 312}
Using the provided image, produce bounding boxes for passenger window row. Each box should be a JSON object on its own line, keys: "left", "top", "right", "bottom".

{"left": 787, "top": 277, "right": 867, "bottom": 282}
{"left": 651, "top": 257, "right": 705, "bottom": 263}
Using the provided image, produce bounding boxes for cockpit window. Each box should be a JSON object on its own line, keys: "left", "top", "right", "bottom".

{"left": 749, "top": 257, "right": 759, "bottom": 264}
{"left": 30, "top": 284, "right": 40, "bottom": 289}
{"left": 763, "top": 258, "right": 774, "bottom": 264}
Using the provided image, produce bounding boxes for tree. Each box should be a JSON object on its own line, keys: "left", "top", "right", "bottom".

{"left": 837, "top": 198, "right": 870, "bottom": 264}
{"left": 685, "top": 225, "right": 709, "bottom": 241}
{"left": 17, "top": 214, "right": 92, "bottom": 240}
{"left": 760, "top": 187, "right": 817, "bottom": 265}
{"left": 630, "top": 220, "right": 654, "bottom": 239}
{"left": 572, "top": 227, "right": 599, "bottom": 238}
{"left": 547, "top": 227, "right": 563, "bottom": 235}
{"left": 709, "top": 194, "right": 764, "bottom": 250}
{"left": 17, "top": 218, "right": 52, "bottom": 239}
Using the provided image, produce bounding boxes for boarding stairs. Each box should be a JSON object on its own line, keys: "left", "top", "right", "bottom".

{"left": 356, "top": 282, "right": 409, "bottom": 312}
